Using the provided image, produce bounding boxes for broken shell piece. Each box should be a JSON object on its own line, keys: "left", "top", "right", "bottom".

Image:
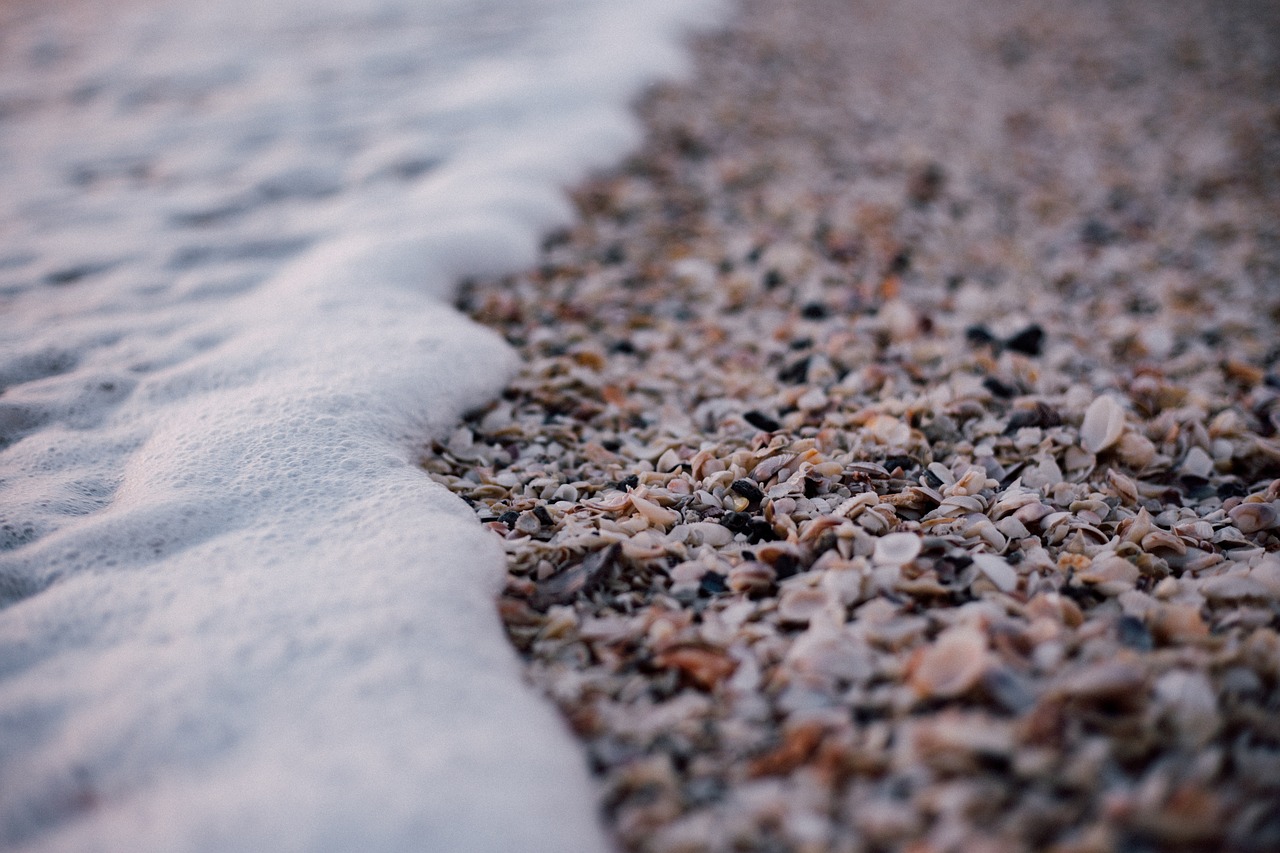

{"left": 1115, "top": 431, "right": 1157, "bottom": 469}
{"left": 970, "top": 552, "right": 1018, "bottom": 592}
{"left": 1052, "top": 660, "right": 1147, "bottom": 702}
{"left": 531, "top": 544, "right": 620, "bottom": 610}
{"left": 630, "top": 488, "right": 680, "bottom": 528}
{"left": 654, "top": 644, "right": 738, "bottom": 691}
{"left": 778, "top": 586, "right": 835, "bottom": 625}
{"left": 1228, "top": 501, "right": 1278, "bottom": 534}
{"left": 1153, "top": 670, "right": 1219, "bottom": 746}
{"left": 908, "top": 626, "right": 989, "bottom": 698}
{"left": 1149, "top": 603, "right": 1209, "bottom": 644}
{"left": 1076, "top": 554, "right": 1141, "bottom": 595}
{"left": 1200, "top": 573, "right": 1270, "bottom": 603}
{"left": 728, "top": 561, "right": 776, "bottom": 596}
{"left": 1180, "top": 446, "right": 1215, "bottom": 479}
{"left": 1080, "top": 395, "right": 1126, "bottom": 453}
{"left": 872, "top": 531, "right": 922, "bottom": 566}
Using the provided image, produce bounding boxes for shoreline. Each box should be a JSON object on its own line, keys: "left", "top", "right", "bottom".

{"left": 426, "top": 0, "right": 1280, "bottom": 849}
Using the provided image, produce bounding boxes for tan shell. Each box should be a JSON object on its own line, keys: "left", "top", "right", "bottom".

{"left": 908, "top": 627, "right": 989, "bottom": 698}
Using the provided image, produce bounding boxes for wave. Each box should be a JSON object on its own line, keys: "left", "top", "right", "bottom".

{"left": 0, "top": 0, "right": 724, "bottom": 848}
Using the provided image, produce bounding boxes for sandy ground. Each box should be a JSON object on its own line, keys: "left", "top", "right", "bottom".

{"left": 426, "top": 0, "right": 1280, "bottom": 849}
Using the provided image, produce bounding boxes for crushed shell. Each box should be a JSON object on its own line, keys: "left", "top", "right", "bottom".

{"left": 422, "top": 0, "right": 1280, "bottom": 849}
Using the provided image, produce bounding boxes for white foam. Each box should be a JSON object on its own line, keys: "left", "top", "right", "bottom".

{"left": 0, "top": 0, "right": 725, "bottom": 848}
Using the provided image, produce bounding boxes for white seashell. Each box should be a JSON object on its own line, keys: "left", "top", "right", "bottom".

{"left": 970, "top": 553, "right": 1018, "bottom": 592}
{"left": 1180, "top": 446, "right": 1215, "bottom": 479}
{"left": 1199, "top": 573, "right": 1269, "bottom": 602}
{"left": 685, "top": 521, "right": 734, "bottom": 548}
{"left": 872, "top": 532, "right": 922, "bottom": 566}
{"left": 777, "top": 586, "right": 835, "bottom": 625}
{"left": 1080, "top": 395, "right": 1127, "bottom": 453}
{"left": 629, "top": 489, "right": 680, "bottom": 528}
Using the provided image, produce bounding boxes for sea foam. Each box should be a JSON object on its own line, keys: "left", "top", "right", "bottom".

{"left": 0, "top": 0, "right": 723, "bottom": 848}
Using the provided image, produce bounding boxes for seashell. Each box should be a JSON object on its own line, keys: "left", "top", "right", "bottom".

{"left": 858, "top": 507, "right": 893, "bottom": 535}
{"left": 1208, "top": 409, "right": 1248, "bottom": 438}
{"left": 629, "top": 488, "right": 680, "bottom": 528}
{"left": 581, "top": 490, "right": 633, "bottom": 512}
{"left": 1141, "top": 528, "right": 1187, "bottom": 556}
{"left": 1228, "top": 501, "right": 1279, "bottom": 534}
{"left": 1080, "top": 395, "right": 1127, "bottom": 453}
{"left": 881, "top": 487, "right": 940, "bottom": 512}
{"left": 1148, "top": 603, "right": 1208, "bottom": 643}
{"left": 777, "top": 586, "right": 835, "bottom": 625}
{"left": 974, "top": 519, "right": 1010, "bottom": 552}
{"left": 908, "top": 627, "right": 989, "bottom": 698}
{"left": 1106, "top": 469, "right": 1140, "bottom": 505}
{"left": 1052, "top": 660, "right": 1146, "bottom": 701}
{"left": 728, "top": 561, "right": 776, "bottom": 596}
{"left": 835, "top": 492, "right": 880, "bottom": 518}
{"left": 531, "top": 544, "right": 619, "bottom": 610}
{"left": 911, "top": 712, "right": 1014, "bottom": 772}
{"left": 991, "top": 488, "right": 1042, "bottom": 517}
{"left": 970, "top": 553, "right": 1018, "bottom": 592}
{"left": 872, "top": 532, "right": 922, "bottom": 566}
{"left": 552, "top": 483, "right": 580, "bottom": 502}
{"left": 994, "top": 516, "right": 1031, "bottom": 541}
{"left": 654, "top": 644, "right": 737, "bottom": 691}
{"left": 1250, "top": 558, "right": 1280, "bottom": 596}
{"left": 1013, "top": 501, "right": 1054, "bottom": 525}
{"left": 1199, "top": 573, "right": 1269, "bottom": 602}
{"left": 926, "top": 461, "right": 955, "bottom": 485}
{"left": 798, "top": 515, "right": 849, "bottom": 543}
{"left": 786, "top": 629, "right": 874, "bottom": 683}
{"left": 1077, "top": 554, "right": 1140, "bottom": 594}
{"left": 684, "top": 521, "right": 735, "bottom": 547}
{"left": 1180, "top": 446, "right": 1215, "bottom": 479}
{"left": 1115, "top": 431, "right": 1157, "bottom": 469}
{"left": 619, "top": 529, "right": 668, "bottom": 560}
{"left": 1172, "top": 519, "right": 1214, "bottom": 544}
{"left": 655, "top": 447, "right": 683, "bottom": 473}
{"left": 751, "top": 453, "right": 796, "bottom": 484}
{"left": 848, "top": 461, "right": 892, "bottom": 478}
{"left": 797, "top": 387, "right": 828, "bottom": 411}
{"left": 1025, "top": 592, "right": 1085, "bottom": 627}
{"left": 867, "top": 413, "right": 911, "bottom": 445}
{"left": 1119, "top": 507, "right": 1155, "bottom": 544}
{"left": 929, "top": 495, "right": 987, "bottom": 518}
{"left": 1153, "top": 670, "right": 1219, "bottom": 746}
{"left": 949, "top": 467, "right": 991, "bottom": 497}
{"left": 1023, "top": 455, "right": 1064, "bottom": 489}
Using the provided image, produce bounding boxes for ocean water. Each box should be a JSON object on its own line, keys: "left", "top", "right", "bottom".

{"left": 0, "top": 0, "right": 722, "bottom": 849}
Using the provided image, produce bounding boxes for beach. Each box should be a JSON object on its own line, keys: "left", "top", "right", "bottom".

{"left": 426, "top": 0, "right": 1280, "bottom": 849}
{"left": 0, "top": 0, "right": 720, "bottom": 849}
